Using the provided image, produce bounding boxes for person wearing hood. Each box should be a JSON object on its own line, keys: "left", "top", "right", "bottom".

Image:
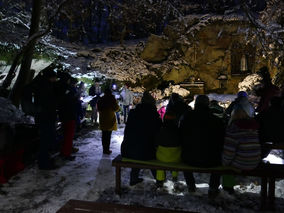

{"left": 121, "top": 91, "right": 162, "bottom": 186}
{"left": 97, "top": 88, "right": 120, "bottom": 155}
{"left": 225, "top": 91, "right": 255, "bottom": 118}
{"left": 180, "top": 95, "right": 225, "bottom": 198}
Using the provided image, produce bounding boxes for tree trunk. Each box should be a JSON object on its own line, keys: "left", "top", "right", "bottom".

{"left": 10, "top": 0, "right": 42, "bottom": 106}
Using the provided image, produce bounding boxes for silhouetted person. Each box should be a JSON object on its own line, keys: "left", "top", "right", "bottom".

{"left": 23, "top": 68, "right": 57, "bottom": 170}
{"left": 121, "top": 91, "right": 162, "bottom": 185}
{"left": 222, "top": 106, "right": 261, "bottom": 194}
{"left": 97, "top": 88, "right": 119, "bottom": 155}
{"left": 180, "top": 95, "right": 225, "bottom": 198}
{"left": 256, "top": 66, "right": 280, "bottom": 113}
{"left": 57, "top": 73, "right": 78, "bottom": 161}
{"left": 120, "top": 83, "right": 133, "bottom": 123}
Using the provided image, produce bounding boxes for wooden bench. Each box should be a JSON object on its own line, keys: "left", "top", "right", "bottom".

{"left": 56, "top": 200, "right": 194, "bottom": 213}
{"left": 112, "top": 153, "right": 284, "bottom": 210}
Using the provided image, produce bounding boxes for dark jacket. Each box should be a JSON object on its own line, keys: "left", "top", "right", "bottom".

{"left": 121, "top": 103, "right": 162, "bottom": 160}
{"left": 155, "top": 116, "right": 180, "bottom": 148}
{"left": 257, "top": 98, "right": 284, "bottom": 144}
{"left": 57, "top": 81, "right": 78, "bottom": 122}
{"left": 256, "top": 84, "right": 280, "bottom": 113}
{"left": 23, "top": 76, "right": 57, "bottom": 123}
{"left": 180, "top": 107, "right": 225, "bottom": 167}
{"left": 89, "top": 85, "right": 101, "bottom": 96}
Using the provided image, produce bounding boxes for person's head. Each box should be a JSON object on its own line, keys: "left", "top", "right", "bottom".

{"left": 57, "top": 71, "right": 71, "bottom": 83}
{"left": 237, "top": 91, "right": 248, "bottom": 98}
{"left": 167, "top": 93, "right": 184, "bottom": 109}
{"left": 259, "top": 66, "right": 272, "bottom": 85}
{"left": 210, "top": 100, "right": 219, "bottom": 106}
{"left": 70, "top": 77, "right": 78, "bottom": 87}
{"left": 104, "top": 88, "right": 112, "bottom": 96}
{"left": 141, "top": 91, "right": 156, "bottom": 106}
{"left": 184, "top": 94, "right": 194, "bottom": 105}
{"left": 194, "top": 95, "right": 209, "bottom": 110}
{"left": 42, "top": 68, "right": 57, "bottom": 82}
{"left": 124, "top": 83, "right": 130, "bottom": 89}
{"left": 230, "top": 106, "right": 250, "bottom": 124}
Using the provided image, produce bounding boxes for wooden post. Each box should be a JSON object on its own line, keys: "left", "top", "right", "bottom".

{"left": 268, "top": 178, "right": 276, "bottom": 210}
{"left": 115, "top": 166, "right": 121, "bottom": 195}
{"left": 260, "top": 177, "right": 268, "bottom": 210}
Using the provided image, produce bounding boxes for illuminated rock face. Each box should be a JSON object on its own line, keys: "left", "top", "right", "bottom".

{"left": 141, "top": 17, "right": 275, "bottom": 94}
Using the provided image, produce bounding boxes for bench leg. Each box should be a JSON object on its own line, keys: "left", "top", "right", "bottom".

{"left": 115, "top": 166, "right": 121, "bottom": 195}
{"left": 260, "top": 177, "right": 268, "bottom": 210}
{"left": 268, "top": 178, "right": 275, "bottom": 210}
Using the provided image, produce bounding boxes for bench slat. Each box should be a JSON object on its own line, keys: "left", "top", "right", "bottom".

{"left": 57, "top": 200, "right": 195, "bottom": 213}
{"left": 112, "top": 155, "right": 284, "bottom": 178}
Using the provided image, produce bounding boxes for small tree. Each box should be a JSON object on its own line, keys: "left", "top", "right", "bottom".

{"left": 1, "top": 0, "right": 73, "bottom": 106}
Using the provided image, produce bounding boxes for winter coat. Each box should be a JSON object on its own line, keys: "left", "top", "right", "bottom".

{"left": 157, "top": 106, "right": 166, "bottom": 120}
{"left": 223, "top": 119, "right": 261, "bottom": 170}
{"left": 120, "top": 88, "right": 133, "bottom": 106}
{"left": 121, "top": 103, "right": 162, "bottom": 160}
{"left": 89, "top": 85, "right": 102, "bottom": 96}
{"left": 57, "top": 82, "right": 78, "bottom": 122}
{"left": 155, "top": 120, "right": 181, "bottom": 163}
{"left": 23, "top": 76, "right": 57, "bottom": 123}
{"left": 257, "top": 100, "right": 284, "bottom": 144}
{"left": 97, "top": 94, "right": 119, "bottom": 131}
{"left": 180, "top": 107, "right": 225, "bottom": 167}
{"left": 256, "top": 84, "right": 280, "bottom": 113}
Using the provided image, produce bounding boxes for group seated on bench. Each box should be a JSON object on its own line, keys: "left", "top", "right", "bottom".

{"left": 112, "top": 151, "right": 284, "bottom": 210}
{"left": 119, "top": 92, "right": 284, "bottom": 200}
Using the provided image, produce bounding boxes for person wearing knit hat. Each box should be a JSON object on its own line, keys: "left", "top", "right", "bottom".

{"left": 141, "top": 91, "right": 156, "bottom": 106}
{"left": 225, "top": 91, "right": 254, "bottom": 117}
{"left": 237, "top": 91, "right": 248, "bottom": 98}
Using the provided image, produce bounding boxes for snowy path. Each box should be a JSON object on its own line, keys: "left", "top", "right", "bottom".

{"left": 0, "top": 126, "right": 284, "bottom": 213}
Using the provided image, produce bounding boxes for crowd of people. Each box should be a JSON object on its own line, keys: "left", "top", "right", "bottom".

{"left": 119, "top": 66, "right": 284, "bottom": 198}
{"left": 22, "top": 67, "right": 85, "bottom": 169}
{"left": 21, "top": 66, "right": 134, "bottom": 170}
{"left": 21, "top": 65, "right": 284, "bottom": 199}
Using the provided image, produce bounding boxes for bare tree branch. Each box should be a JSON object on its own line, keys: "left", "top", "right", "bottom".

{"left": 1, "top": 0, "right": 74, "bottom": 90}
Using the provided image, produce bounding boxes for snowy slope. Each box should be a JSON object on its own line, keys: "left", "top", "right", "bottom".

{"left": 0, "top": 125, "right": 284, "bottom": 213}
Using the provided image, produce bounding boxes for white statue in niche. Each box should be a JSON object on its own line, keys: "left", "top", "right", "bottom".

{"left": 240, "top": 54, "right": 248, "bottom": 72}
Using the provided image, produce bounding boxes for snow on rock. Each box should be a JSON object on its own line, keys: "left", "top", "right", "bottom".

{"left": 151, "top": 85, "right": 190, "bottom": 100}
{"left": 0, "top": 97, "right": 33, "bottom": 124}
{"left": 238, "top": 74, "right": 263, "bottom": 93}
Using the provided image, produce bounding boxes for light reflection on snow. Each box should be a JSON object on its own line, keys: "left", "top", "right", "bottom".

{"left": 263, "top": 153, "right": 284, "bottom": 165}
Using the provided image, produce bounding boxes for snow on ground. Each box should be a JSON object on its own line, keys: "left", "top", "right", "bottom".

{"left": 0, "top": 125, "right": 284, "bottom": 213}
